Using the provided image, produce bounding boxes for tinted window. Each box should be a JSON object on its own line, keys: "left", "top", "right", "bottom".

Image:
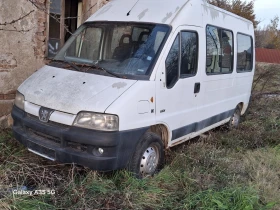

{"left": 181, "top": 32, "right": 198, "bottom": 76}
{"left": 166, "top": 35, "right": 179, "bottom": 88}
{"left": 206, "top": 26, "right": 233, "bottom": 74}
{"left": 237, "top": 34, "right": 253, "bottom": 72}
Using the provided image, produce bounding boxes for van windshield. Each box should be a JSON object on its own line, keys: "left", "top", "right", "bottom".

{"left": 54, "top": 22, "right": 170, "bottom": 79}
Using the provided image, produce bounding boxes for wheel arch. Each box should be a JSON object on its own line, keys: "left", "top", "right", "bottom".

{"left": 148, "top": 123, "right": 171, "bottom": 148}
{"left": 237, "top": 102, "right": 247, "bottom": 115}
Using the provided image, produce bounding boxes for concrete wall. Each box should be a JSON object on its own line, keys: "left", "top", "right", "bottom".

{"left": 0, "top": 0, "right": 108, "bottom": 128}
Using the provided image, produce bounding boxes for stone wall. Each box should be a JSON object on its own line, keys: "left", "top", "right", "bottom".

{"left": 0, "top": 0, "right": 46, "bottom": 128}
{"left": 82, "top": 0, "right": 110, "bottom": 21}
{"left": 0, "top": 0, "right": 108, "bottom": 128}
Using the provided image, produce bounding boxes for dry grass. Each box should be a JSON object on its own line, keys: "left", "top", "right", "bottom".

{"left": 252, "top": 63, "right": 280, "bottom": 95}
{"left": 244, "top": 148, "right": 280, "bottom": 207}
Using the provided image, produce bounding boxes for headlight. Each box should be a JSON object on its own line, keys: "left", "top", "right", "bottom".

{"left": 73, "top": 112, "right": 119, "bottom": 131}
{"left": 14, "top": 91, "right": 25, "bottom": 110}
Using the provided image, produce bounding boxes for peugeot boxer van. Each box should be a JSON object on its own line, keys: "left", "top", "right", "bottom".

{"left": 12, "top": 0, "right": 255, "bottom": 177}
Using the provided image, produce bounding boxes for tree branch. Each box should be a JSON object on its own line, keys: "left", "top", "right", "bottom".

{"left": 0, "top": 10, "right": 34, "bottom": 26}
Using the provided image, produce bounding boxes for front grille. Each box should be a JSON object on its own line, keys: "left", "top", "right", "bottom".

{"left": 25, "top": 114, "right": 89, "bottom": 153}
{"left": 26, "top": 113, "right": 37, "bottom": 120}
{"left": 27, "top": 129, "right": 88, "bottom": 153}
{"left": 27, "top": 128, "right": 61, "bottom": 145}
{"left": 26, "top": 113, "right": 69, "bottom": 129}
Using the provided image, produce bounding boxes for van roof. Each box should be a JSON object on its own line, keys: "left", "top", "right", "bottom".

{"left": 86, "top": 0, "right": 253, "bottom": 28}
{"left": 86, "top": 0, "right": 190, "bottom": 25}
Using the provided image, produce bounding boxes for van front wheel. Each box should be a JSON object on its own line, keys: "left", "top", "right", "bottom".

{"left": 128, "top": 132, "right": 164, "bottom": 178}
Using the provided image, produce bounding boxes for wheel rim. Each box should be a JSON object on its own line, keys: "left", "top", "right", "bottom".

{"left": 230, "top": 109, "right": 240, "bottom": 127}
{"left": 140, "top": 144, "right": 159, "bottom": 176}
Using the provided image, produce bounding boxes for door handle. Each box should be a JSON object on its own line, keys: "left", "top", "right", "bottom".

{"left": 194, "top": 83, "right": 200, "bottom": 94}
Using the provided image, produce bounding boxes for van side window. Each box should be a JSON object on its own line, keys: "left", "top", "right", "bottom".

{"left": 206, "top": 26, "right": 233, "bottom": 74}
{"left": 181, "top": 31, "right": 198, "bottom": 77}
{"left": 166, "top": 35, "right": 179, "bottom": 88}
{"left": 237, "top": 33, "right": 253, "bottom": 72}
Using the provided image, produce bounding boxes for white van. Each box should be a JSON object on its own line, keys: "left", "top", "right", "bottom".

{"left": 12, "top": 0, "right": 255, "bottom": 178}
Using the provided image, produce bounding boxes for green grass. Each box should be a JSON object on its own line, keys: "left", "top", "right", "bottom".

{"left": 0, "top": 64, "right": 280, "bottom": 209}
{"left": 184, "top": 187, "right": 271, "bottom": 210}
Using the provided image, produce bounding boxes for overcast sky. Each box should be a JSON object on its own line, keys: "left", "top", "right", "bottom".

{"left": 251, "top": 0, "right": 280, "bottom": 28}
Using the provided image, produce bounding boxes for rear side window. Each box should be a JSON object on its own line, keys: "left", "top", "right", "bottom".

{"left": 166, "top": 35, "right": 179, "bottom": 88}
{"left": 181, "top": 31, "right": 198, "bottom": 77}
{"left": 206, "top": 25, "right": 234, "bottom": 74}
{"left": 237, "top": 33, "right": 253, "bottom": 72}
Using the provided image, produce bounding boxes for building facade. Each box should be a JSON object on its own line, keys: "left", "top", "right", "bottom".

{"left": 0, "top": 0, "right": 108, "bottom": 128}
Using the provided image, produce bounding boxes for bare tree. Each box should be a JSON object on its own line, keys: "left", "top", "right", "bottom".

{"left": 255, "top": 16, "right": 280, "bottom": 49}
{"left": 265, "top": 16, "right": 280, "bottom": 49}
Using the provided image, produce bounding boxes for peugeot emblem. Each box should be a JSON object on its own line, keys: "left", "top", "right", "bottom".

{"left": 39, "top": 107, "right": 54, "bottom": 123}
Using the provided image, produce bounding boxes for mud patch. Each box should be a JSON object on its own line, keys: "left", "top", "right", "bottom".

{"left": 138, "top": 9, "right": 148, "bottom": 20}
{"left": 162, "top": 12, "right": 173, "bottom": 23}
{"left": 112, "top": 82, "right": 127, "bottom": 89}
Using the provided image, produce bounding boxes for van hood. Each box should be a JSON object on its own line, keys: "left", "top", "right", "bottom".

{"left": 18, "top": 65, "right": 137, "bottom": 114}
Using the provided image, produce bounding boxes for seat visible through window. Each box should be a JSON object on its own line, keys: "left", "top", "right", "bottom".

{"left": 112, "top": 34, "right": 132, "bottom": 61}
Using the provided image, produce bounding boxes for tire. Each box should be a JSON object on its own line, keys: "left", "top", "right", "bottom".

{"left": 127, "top": 132, "right": 164, "bottom": 178}
{"left": 228, "top": 105, "right": 241, "bottom": 129}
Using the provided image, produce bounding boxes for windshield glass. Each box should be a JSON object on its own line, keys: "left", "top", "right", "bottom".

{"left": 54, "top": 22, "right": 170, "bottom": 78}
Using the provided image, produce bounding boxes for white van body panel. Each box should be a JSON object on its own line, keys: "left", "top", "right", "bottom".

{"left": 106, "top": 81, "right": 156, "bottom": 131}
{"left": 87, "top": 0, "right": 196, "bottom": 26}
{"left": 18, "top": 66, "right": 137, "bottom": 115}
{"left": 148, "top": 0, "right": 254, "bottom": 145}
{"left": 196, "top": 2, "right": 254, "bottom": 121}
{"left": 155, "top": 25, "right": 204, "bottom": 140}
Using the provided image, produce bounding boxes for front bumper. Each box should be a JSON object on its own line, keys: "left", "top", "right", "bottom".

{"left": 12, "top": 106, "right": 148, "bottom": 171}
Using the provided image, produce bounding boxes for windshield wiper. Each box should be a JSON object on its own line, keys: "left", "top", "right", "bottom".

{"left": 51, "top": 59, "right": 81, "bottom": 72}
{"left": 51, "top": 59, "right": 126, "bottom": 79}
{"left": 90, "top": 64, "right": 123, "bottom": 78}
{"left": 79, "top": 63, "right": 125, "bottom": 79}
